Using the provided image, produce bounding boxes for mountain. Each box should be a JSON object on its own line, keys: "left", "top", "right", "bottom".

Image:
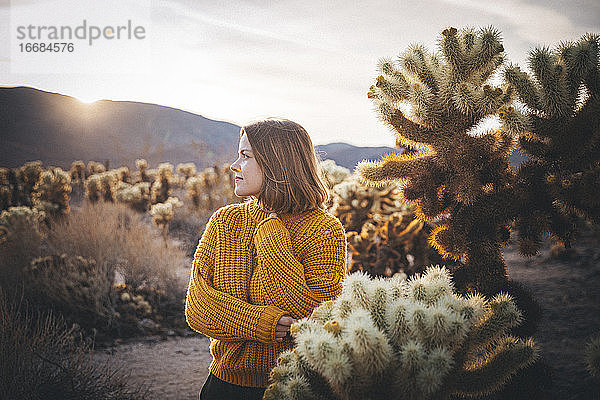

{"left": 3, "top": 86, "right": 524, "bottom": 174}
{"left": 0, "top": 86, "right": 241, "bottom": 169}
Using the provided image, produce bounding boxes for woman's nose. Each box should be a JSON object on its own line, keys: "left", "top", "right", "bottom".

{"left": 230, "top": 163, "right": 240, "bottom": 173}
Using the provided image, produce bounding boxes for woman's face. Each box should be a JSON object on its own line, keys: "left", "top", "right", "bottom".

{"left": 230, "top": 132, "right": 264, "bottom": 197}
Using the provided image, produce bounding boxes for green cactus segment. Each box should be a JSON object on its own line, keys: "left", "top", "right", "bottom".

{"left": 265, "top": 266, "right": 537, "bottom": 400}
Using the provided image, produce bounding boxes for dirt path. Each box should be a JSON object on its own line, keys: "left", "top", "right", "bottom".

{"left": 92, "top": 335, "right": 212, "bottom": 400}
{"left": 91, "top": 234, "right": 600, "bottom": 400}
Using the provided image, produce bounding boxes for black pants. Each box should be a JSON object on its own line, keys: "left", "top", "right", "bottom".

{"left": 199, "top": 373, "right": 266, "bottom": 400}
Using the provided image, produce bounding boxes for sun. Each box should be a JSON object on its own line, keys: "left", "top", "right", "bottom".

{"left": 75, "top": 95, "right": 101, "bottom": 104}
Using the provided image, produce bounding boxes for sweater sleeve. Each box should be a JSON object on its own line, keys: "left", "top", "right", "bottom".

{"left": 185, "top": 211, "right": 288, "bottom": 343}
{"left": 253, "top": 215, "right": 347, "bottom": 319}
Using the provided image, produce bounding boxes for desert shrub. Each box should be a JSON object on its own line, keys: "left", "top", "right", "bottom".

{"left": 0, "top": 289, "right": 148, "bottom": 400}
{"left": 0, "top": 206, "right": 45, "bottom": 292}
{"left": 265, "top": 266, "right": 538, "bottom": 400}
{"left": 32, "top": 167, "right": 72, "bottom": 218}
{"left": 45, "top": 201, "right": 186, "bottom": 301}
{"left": 22, "top": 254, "right": 117, "bottom": 332}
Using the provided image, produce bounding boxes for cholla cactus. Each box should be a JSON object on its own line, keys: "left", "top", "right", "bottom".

{"left": 135, "top": 158, "right": 150, "bottom": 183}
{"left": 265, "top": 266, "right": 538, "bottom": 400}
{"left": 114, "top": 182, "right": 151, "bottom": 212}
{"left": 31, "top": 168, "right": 72, "bottom": 217}
{"left": 320, "top": 159, "right": 351, "bottom": 189}
{"left": 504, "top": 34, "right": 600, "bottom": 255}
{"left": 0, "top": 168, "right": 16, "bottom": 210}
{"left": 84, "top": 174, "right": 101, "bottom": 203}
{"left": 150, "top": 196, "right": 182, "bottom": 240}
{"left": 359, "top": 26, "right": 528, "bottom": 294}
{"left": 176, "top": 162, "right": 197, "bottom": 181}
{"left": 186, "top": 165, "right": 238, "bottom": 212}
{"left": 16, "top": 161, "right": 43, "bottom": 206}
{"left": 0, "top": 206, "right": 45, "bottom": 238}
{"left": 586, "top": 334, "right": 600, "bottom": 378}
{"left": 84, "top": 171, "right": 118, "bottom": 203}
{"left": 150, "top": 163, "right": 174, "bottom": 204}
{"left": 329, "top": 174, "right": 446, "bottom": 277}
{"left": 115, "top": 166, "right": 131, "bottom": 184}
{"left": 86, "top": 160, "right": 106, "bottom": 177}
{"left": 69, "top": 160, "right": 86, "bottom": 187}
{"left": 329, "top": 175, "right": 405, "bottom": 232}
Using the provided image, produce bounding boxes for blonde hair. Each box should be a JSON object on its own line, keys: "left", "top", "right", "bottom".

{"left": 241, "top": 119, "right": 329, "bottom": 215}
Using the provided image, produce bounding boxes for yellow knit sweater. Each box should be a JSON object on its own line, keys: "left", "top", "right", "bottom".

{"left": 185, "top": 198, "right": 348, "bottom": 387}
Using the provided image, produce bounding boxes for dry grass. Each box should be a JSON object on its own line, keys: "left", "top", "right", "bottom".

{"left": 0, "top": 289, "right": 149, "bottom": 400}
{"left": 45, "top": 201, "right": 187, "bottom": 301}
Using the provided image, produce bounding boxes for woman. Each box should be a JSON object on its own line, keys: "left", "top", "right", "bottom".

{"left": 185, "top": 118, "right": 348, "bottom": 400}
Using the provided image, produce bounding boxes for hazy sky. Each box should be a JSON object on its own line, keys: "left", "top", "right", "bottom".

{"left": 1, "top": 0, "right": 598, "bottom": 146}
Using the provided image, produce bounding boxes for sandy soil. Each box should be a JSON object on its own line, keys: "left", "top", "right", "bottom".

{"left": 91, "top": 233, "right": 600, "bottom": 400}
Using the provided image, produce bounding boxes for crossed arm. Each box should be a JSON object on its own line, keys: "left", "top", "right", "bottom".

{"left": 185, "top": 211, "right": 347, "bottom": 342}
{"left": 252, "top": 215, "right": 347, "bottom": 319}
{"left": 184, "top": 212, "right": 288, "bottom": 343}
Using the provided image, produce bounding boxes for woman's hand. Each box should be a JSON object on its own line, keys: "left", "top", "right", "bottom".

{"left": 275, "top": 315, "right": 297, "bottom": 342}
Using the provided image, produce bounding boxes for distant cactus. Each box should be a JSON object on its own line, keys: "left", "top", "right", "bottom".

{"left": 176, "top": 162, "right": 197, "bottom": 181}
{"left": 114, "top": 182, "right": 151, "bottom": 212}
{"left": 84, "top": 174, "right": 101, "bottom": 203}
{"left": 115, "top": 166, "right": 131, "bottom": 184}
{"left": 32, "top": 168, "right": 72, "bottom": 217}
{"left": 186, "top": 164, "right": 239, "bottom": 212}
{"left": 16, "top": 161, "right": 43, "bottom": 206}
{"left": 329, "top": 175, "right": 405, "bottom": 232}
{"left": 86, "top": 160, "right": 106, "bottom": 177}
{"left": 69, "top": 160, "right": 86, "bottom": 187}
{"left": 135, "top": 158, "right": 150, "bottom": 183}
{"left": 320, "top": 159, "right": 351, "bottom": 189}
{"left": 85, "top": 171, "right": 117, "bottom": 203}
{"left": 265, "top": 266, "right": 538, "bottom": 400}
{"left": 150, "top": 196, "right": 182, "bottom": 240}
{"left": 0, "top": 168, "right": 16, "bottom": 210}
{"left": 359, "top": 26, "right": 530, "bottom": 294}
{"left": 150, "top": 163, "right": 174, "bottom": 204}
{"left": 504, "top": 33, "right": 600, "bottom": 255}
